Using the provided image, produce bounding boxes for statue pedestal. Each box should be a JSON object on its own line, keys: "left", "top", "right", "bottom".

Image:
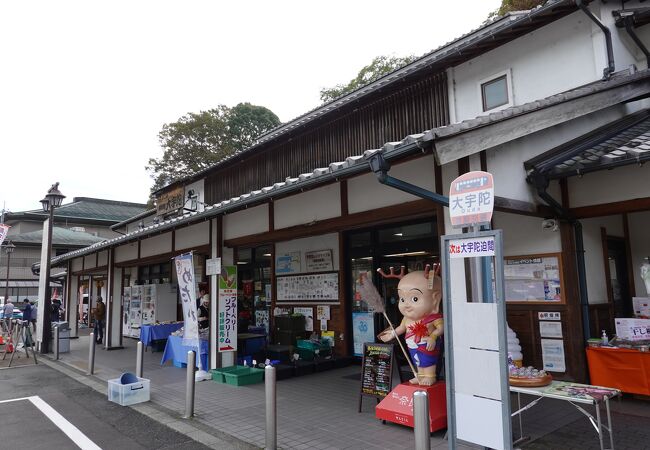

{"left": 375, "top": 382, "right": 447, "bottom": 432}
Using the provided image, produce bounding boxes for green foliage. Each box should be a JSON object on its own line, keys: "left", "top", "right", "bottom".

{"left": 147, "top": 103, "right": 280, "bottom": 192}
{"left": 319, "top": 55, "right": 418, "bottom": 103}
{"left": 488, "top": 0, "right": 545, "bottom": 19}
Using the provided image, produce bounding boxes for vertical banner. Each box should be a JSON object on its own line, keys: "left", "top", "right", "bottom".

{"left": 218, "top": 266, "right": 237, "bottom": 352}
{"left": 174, "top": 253, "right": 200, "bottom": 348}
{"left": 0, "top": 224, "right": 9, "bottom": 247}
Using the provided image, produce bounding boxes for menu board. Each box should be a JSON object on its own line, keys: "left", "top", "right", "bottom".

{"left": 504, "top": 254, "right": 564, "bottom": 303}
{"left": 276, "top": 272, "right": 339, "bottom": 304}
{"left": 360, "top": 343, "right": 395, "bottom": 399}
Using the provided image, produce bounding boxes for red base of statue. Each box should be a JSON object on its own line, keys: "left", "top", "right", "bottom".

{"left": 375, "top": 382, "right": 447, "bottom": 432}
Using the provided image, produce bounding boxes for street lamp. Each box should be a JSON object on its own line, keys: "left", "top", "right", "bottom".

{"left": 39, "top": 182, "right": 65, "bottom": 354}
{"left": 3, "top": 241, "right": 15, "bottom": 302}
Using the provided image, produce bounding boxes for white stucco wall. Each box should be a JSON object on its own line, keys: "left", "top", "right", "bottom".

{"left": 140, "top": 233, "right": 172, "bottom": 258}
{"left": 84, "top": 254, "right": 96, "bottom": 270}
{"left": 275, "top": 233, "right": 340, "bottom": 272}
{"left": 115, "top": 242, "right": 138, "bottom": 263}
{"left": 175, "top": 221, "right": 210, "bottom": 250}
{"left": 71, "top": 257, "right": 83, "bottom": 273}
{"left": 275, "top": 184, "right": 341, "bottom": 228}
{"left": 581, "top": 215, "right": 624, "bottom": 304}
{"left": 567, "top": 163, "right": 650, "bottom": 208}
{"left": 493, "top": 211, "right": 562, "bottom": 256}
{"left": 450, "top": 11, "right": 599, "bottom": 123}
{"left": 348, "top": 156, "right": 435, "bottom": 214}
{"left": 628, "top": 210, "right": 650, "bottom": 296}
{"left": 223, "top": 204, "right": 269, "bottom": 240}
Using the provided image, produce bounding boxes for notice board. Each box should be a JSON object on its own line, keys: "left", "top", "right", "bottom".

{"left": 276, "top": 272, "right": 339, "bottom": 304}
{"left": 504, "top": 253, "right": 564, "bottom": 303}
{"left": 359, "top": 342, "right": 395, "bottom": 408}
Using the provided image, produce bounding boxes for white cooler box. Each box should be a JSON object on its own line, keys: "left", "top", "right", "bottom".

{"left": 107, "top": 376, "right": 150, "bottom": 406}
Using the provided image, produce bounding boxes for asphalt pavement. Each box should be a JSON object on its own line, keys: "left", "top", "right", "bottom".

{"left": 0, "top": 363, "right": 212, "bottom": 449}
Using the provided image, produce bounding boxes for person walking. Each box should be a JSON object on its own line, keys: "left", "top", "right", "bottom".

{"left": 30, "top": 301, "right": 37, "bottom": 333}
{"left": 3, "top": 299, "right": 14, "bottom": 333}
{"left": 22, "top": 299, "right": 33, "bottom": 328}
{"left": 50, "top": 299, "right": 62, "bottom": 323}
{"left": 94, "top": 296, "right": 106, "bottom": 344}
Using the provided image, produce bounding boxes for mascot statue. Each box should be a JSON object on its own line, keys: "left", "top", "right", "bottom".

{"left": 359, "top": 264, "right": 443, "bottom": 386}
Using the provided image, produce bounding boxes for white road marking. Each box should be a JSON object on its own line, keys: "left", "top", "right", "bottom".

{"left": 0, "top": 396, "right": 102, "bottom": 450}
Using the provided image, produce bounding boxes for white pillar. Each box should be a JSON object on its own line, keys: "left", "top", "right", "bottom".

{"left": 210, "top": 218, "right": 219, "bottom": 370}
{"left": 36, "top": 217, "right": 52, "bottom": 347}
{"left": 67, "top": 270, "right": 79, "bottom": 338}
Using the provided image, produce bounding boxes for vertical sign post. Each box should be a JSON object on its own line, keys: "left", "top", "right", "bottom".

{"left": 443, "top": 171, "right": 512, "bottom": 450}
{"left": 218, "top": 266, "right": 238, "bottom": 353}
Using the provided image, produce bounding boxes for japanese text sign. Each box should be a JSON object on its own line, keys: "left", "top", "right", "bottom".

{"left": 615, "top": 318, "right": 650, "bottom": 342}
{"left": 0, "top": 224, "right": 9, "bottom": 248}
{"left": 449, "top": 236, "right": 495, "bottom": 259}
{"left": 218, "top": 266, "right": 238, "bottom": 352}
{"left": 449, "top": 171, "right": 494, "bottom": 228}
{"left": 174, "top": 253, "right": 200, "bottom": 348}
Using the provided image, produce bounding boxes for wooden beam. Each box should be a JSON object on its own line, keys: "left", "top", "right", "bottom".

{"left": 268, "top": 201, "right": 275, "bottom": 231}
{"left": 340, "top": 179, "right": 349, "bottom": 216}
{"left": 560, "top": 178, "right": 569, "bottom": 208}
{"left": 435, "top": 79, "right": 650, "bottom": 164}
{"left": 570, "top": 197, "right": 650, "bottom": 218}
{"left": 494, "top": 196, "right": 550, "bottom": 217}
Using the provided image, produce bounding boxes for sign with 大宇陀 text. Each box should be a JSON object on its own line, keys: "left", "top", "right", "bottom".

{"left": 449, "top": 171, "right": 494, "bottom": 228}
{"left": 156, "top": 186, "right": 184, "bottom": 216}
{"left": 449, "top": 236, "right": 495, "bottom": 258}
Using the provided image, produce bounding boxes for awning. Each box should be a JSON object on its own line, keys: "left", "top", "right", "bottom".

{"left": 524, "top": 109, "right": 650, "bottom": 179}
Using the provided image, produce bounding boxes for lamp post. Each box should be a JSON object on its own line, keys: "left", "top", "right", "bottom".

{"left": 3, "top": 241, "right": 15, "bottom": 302}
{"left": 40, "top": 183, "right": 65, "bottom": 354}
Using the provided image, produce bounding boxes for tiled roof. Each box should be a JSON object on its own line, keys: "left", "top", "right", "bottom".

{"left": 525, "top": 108, "right": 650, "bottom": 178}
{"left": 10, "top": 197, "right": 148, "bottom": 223}
{"left": 158, "top": 0, "right": 580, "bottom": 192}
{"left": 10, "top": 227, "right": 105, "bottom": 247}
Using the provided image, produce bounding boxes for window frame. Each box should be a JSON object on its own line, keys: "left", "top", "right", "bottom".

{"left": 479, "top": 69, "right": 513, "bottom": 113}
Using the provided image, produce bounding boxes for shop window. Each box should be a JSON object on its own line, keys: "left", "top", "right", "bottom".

{"left": 481, "top": 73, "right": 510, "bottom": 112}
{"left": 138, "top": 262, "right": 171, "bottom": 285}
{"left": 236, "top": 245, "right": 272, "bottom": 335}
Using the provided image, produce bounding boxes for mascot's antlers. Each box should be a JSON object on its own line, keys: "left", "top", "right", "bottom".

{"left": 424, "top": 263, "right": 442, "bottom": 279}
{"left": 377, "top": 266, "right": 406, "bottom": 279}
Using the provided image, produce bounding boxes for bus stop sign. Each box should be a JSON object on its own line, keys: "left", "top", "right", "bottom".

{"left": 449, "top": 171, "right": 494, "bottom": 228}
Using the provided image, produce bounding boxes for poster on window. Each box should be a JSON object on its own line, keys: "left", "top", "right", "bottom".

{"left": 174, "top": 252, "right": 200, "bottom": 348}
{"left": 218, "top": 266, "right": 238, "bottom": 352}
{"left": 305, "top": 249, "right": 333, "bottom": 272}
{"left": 504, "top": 254, "right": 563, "bottom": 303}
{"left": 275, "top": 251, "right": 301, "bottom": 274}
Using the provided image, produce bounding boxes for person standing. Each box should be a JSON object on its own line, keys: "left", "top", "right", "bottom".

{"left": 50, "top": 299, "right": 62, "bottom": 323}
{"left": 94, "top": 296, "right": 106, "bottom": 344}
{"left": 22, "top": 299, "right": 33, "bottom": 328}
{"left": 31, "top": 302, "right": 38, "bottom": 333}
{"left": 3, "top": 299, "right": 14, "bottom": 333}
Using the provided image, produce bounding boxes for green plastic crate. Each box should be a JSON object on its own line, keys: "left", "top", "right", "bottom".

{"left": 223, "top": 367, "right": 264, "bottom": 386}
{"left": 210, "top": 366, "right": 246, "bottom": 383}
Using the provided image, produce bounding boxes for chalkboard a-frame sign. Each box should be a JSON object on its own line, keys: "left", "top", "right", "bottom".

{"left": 358, "top": 342, "right": 397, "bottom": 413}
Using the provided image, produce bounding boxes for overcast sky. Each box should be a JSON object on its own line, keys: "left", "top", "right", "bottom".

{"left": 0, "top": 0, "right": 501, "bottom": 213}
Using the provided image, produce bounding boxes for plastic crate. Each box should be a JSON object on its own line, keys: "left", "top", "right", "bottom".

{"left": 223, "top": 367, "right": 264, "bottom": 386}
{"left": 210, "top": 366, "right": 244, "bottom": 383}
{"left": 296, "top": 347, "right": 315, "bottom": 361}
{"left": 108, "top": 377, "right": 150, "bottom": 406}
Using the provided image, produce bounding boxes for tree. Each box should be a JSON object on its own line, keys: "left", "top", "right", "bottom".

{"left": 489, "top": 0, "right": 545, "bottom": 19}
{"left": 147, "top": 103, "right": 280, "bottom": 192}
{"left": 319, "top": 55, "right": 418, "bottom": 103}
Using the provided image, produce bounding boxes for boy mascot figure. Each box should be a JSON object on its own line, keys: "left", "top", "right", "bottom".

{"left": 360, "top": 265, "right": 443, "bottom": 386}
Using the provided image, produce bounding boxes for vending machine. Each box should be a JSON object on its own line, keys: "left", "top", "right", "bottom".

{"left": 122, "top": 286, "right": 132, "bottom": 337}
{"left": 143, "top": 283, "right": 177, "bottom": 325}
{"left": 128, "top": 285, "right": 143, "bottom": 338}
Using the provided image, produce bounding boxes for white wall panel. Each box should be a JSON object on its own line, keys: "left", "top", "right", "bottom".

{"left": 71, "top": 257, "right": 83, "bottom": 273}
{"left": 98, "top": 251, "right": 108, "bottom": 267}
{"left": 275, "top": 185, "right": 340, "bottom": 229}
{"left": 223, "top": 204, "right": 269, "bottom": 239}
{"left": 493, "top": 212, "right": 562, "bottom": 256}
{"left": 348, "top": 156, "right": 435, "bottom": 214}
{"left": 175, "top": 221, "right": 210, "bottom": 250}
{"left": 84, "top": 254, "right": 96, "bottom": 270}
{"left": 568, "top": 164, "right": 650, "bottom": 208}
{"left": 114, "top": 242, "right": 138, "bottom": 263}
{"left": 140, "top": 233, "right": 172, "bottom": 258}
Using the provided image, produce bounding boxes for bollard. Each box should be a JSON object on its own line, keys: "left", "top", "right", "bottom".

{"left": 87, "top": 332, "right": 96, "bottom": 375}
{"left": 265, "top": 365, "right": 277, "bottom": 450}
{"left": 53, "top": 325, "right": 59, "bottom": 360}
{"left": 136, "top": 341, "right": 144, "bottom": 378}
{"left": 413, "top": 390, "right": 431, "bottom": 450}
{"left": 183, "top": 350, "right": 196, "bottom": 419}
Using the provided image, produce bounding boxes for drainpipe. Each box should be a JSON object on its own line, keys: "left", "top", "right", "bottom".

{"left": 576, "top": 0, "right": 615, "bottom": 79}
{"left": 620, "top": 12, "right": 650, "bottom": 68}
{"left": 529, "top": 173, "right": 591, "bottom": 344}
{"left": 366, "top": 152, "right": 449, "bottom": 206}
